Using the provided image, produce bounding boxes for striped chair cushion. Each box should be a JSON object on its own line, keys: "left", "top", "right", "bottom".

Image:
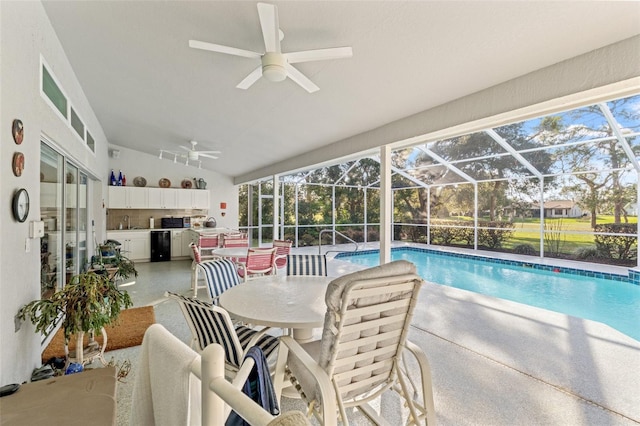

{"left": 198, "top": 259, "right": 241, "bottom": 301}
{"left": 166, "top": 292, "right": 279, "bottom": 368}
{"left": 286, "top": 254, "right": 328, "bottom": 276}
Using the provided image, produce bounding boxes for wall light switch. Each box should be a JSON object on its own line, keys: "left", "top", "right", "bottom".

{"left": 30, "top": 221, "right": 45, "bottom": 238}
{"left": 25, "top": 238, "right": 30, "bottom": 253}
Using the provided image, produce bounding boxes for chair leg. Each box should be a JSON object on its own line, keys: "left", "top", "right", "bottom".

{"left": 400, "top": 340, "right": 437, "bottom": 425}
{"left": 191, "top": 264, "right": 198, "bottom": 297}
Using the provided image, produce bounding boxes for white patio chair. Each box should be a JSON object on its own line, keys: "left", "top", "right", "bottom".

{"left": 273, "top": 260, "right": 436, "bottom": 425}
{"left": 165, "top": 292, "right": 279, "bottom": 379}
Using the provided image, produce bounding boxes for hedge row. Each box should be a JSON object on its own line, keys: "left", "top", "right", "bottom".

{"left": 593, "top": 223, "right": 637, "bottom": 260}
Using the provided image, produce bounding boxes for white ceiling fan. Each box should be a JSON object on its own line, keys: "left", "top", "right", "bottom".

{"left": 189, "top": 2, "right": 352, "bottom": 93}
{"left": 180, "top": 140, "right": 221, "bottom": 161}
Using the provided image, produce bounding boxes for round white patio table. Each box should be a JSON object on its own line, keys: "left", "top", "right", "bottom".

{"left": 211, "top": 247, "right": 249, "bottom": 259}
{"left": 218, "top": 275, "right": 331, "bottom": 342}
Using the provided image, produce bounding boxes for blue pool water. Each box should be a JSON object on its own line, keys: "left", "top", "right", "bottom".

{"left": 337, "top": 248, "right": 640, "bottom": 341}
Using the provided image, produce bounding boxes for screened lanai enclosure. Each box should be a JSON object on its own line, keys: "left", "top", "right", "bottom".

{"left": 240, "top": 94, "right": 640, "bottom": 267}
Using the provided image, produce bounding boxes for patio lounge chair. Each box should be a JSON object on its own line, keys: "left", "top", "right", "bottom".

{"left": 273, "top": 260, "right": 436, "bottom": 425}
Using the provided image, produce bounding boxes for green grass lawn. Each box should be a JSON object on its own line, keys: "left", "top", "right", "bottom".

{"left": 431, "top": 215, "right": 637, "bottom": 256}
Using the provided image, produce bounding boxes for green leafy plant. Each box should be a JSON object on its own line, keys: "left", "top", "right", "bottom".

{"left": 93, "top": 241, "right": 138, "bottom": 282}
{"left": 18, "top": 272, "right": 133, "bottom": 342}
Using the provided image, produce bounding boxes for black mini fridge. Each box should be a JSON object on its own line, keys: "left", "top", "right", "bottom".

{"left": 150, "top": 230, "right": 171, "bottom": 262}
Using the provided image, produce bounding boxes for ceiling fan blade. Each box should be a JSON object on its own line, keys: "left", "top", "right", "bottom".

{"left": 189, "top": 40, "right": 261, "bottom": 59}
{"left": 236, "top": 66, "right": 263, "bottom": 89}
{"left": 179, "top": 146, "right": 191, "bottom": 151}
{"left": 257, "top": 3, "right": 280, "bottom": 53}
{"left": 198, "top": 153, "right": 219, "bottom": 160}
{"left": 198, "top": 150, "right": 222, "bottom": 154}
{"left": 285, "top": 47, "right": 353, "bottom": 64}
{"left": 285, "top": 63, "right": 319, "bottom": 93}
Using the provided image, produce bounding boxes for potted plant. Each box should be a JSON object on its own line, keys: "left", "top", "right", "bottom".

{"left": 18, "top": 271, "right": 133, "bottom": 367}
{"left": 92, "top": 240, "right": 138, "bottom": 282}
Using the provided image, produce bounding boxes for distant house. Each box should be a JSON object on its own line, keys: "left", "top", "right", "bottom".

{"left": 530, "top": 200, "right": 583, "bottom": 218}
{"left": 624, "top": 202, "right": 638, "bottom": 216}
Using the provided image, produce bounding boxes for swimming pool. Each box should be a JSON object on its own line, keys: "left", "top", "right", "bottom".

{"left": 336, "top": 248, "right": 640, "bottom": 341}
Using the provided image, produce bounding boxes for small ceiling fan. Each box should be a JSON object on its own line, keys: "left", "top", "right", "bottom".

{"left": 189, "top": 2, "right": 352, "bottom": 93}
{"left": 180, "top": 141, "right": 221, "bottom": 161}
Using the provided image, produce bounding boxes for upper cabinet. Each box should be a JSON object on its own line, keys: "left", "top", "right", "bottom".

{"left": 108, "top": 186, "right": 148, "bottom": 209}
{"left": 178, "top": 189, "right": 210, "bottom": 209}
{"left": 108, "top": 186, "right": 208, "bottom": 210}
{"left": 148, "top": 188, "right": 178, "bottom": 209}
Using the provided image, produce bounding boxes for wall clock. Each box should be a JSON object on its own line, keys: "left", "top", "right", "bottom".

{"left": 12, "top": 188, "right": 29, "bottom": 223}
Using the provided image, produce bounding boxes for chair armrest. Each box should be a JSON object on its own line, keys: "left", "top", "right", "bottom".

{"left": 242, "top": 326, "right": 277, "bottom": 356}
{"left": 274, "top": 336, "right": 337, "bottom": 425}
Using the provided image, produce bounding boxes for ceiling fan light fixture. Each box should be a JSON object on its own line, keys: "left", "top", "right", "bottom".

{"left": 188, "top": 151, "right": 199, "bottom": 161}
{"left": 262, "top": 52, "right": 286, "bottom": 82}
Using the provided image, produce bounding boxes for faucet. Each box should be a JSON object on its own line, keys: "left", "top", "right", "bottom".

{"left": 123, "top": 215, "right": 130, "bottom": 230}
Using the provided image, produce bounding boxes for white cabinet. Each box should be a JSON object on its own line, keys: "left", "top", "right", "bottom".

{"left": 108, "top": 187, "right": 148, "bottom": 209}
{"left": 171, "top": 229, "right": 193, "bottom": 258}
{"left": 193, "top": 190, "right": 210, "bottom": 209}
{"left": 106, "top": 231, "right": 150, "bottom": 262}
{"left": 177, "top": 189, "right": 210, "bottom": 209}
{"left": 148, "top": 188, "right": 178, "bottom": 209}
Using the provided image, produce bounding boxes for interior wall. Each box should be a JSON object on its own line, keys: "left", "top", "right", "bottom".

{"left": 0, "top": 1, "right": 110, "bottom": 384}
{"left": 107, "top": 144, "right": 238, "bottom": 229}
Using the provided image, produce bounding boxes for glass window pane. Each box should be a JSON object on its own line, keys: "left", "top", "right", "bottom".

{"left": 70, "top": 107, "right": 84, "bottom": 139}
{"left": 42, "top": 65, "right": 67, "bottom": 118}
{"left": 86, "top": 131, "right": 95, "bottom": 152}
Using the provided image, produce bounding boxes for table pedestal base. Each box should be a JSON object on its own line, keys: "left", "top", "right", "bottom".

{"left": 292, "top": 328, "right": 314, "bottom": 343}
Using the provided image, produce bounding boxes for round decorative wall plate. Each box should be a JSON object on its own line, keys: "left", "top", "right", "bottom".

{"left": 12, "top": 152, "right": 24, "bottom": 177}
{"left": 158, "top": 178, "right": 171, "bottom": 188}
{"left": 12, "top": 119, "right": 24, "bottom": 145}
{"left": 133, "top": 176, "right": 147, "bottom": 187}
{"left": 181, "top": 179, "right": 193, "bottom": 189}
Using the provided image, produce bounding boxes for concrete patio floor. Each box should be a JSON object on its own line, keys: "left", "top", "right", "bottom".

{"left": 109, "top": 246, "right": 640, "bottom": 425}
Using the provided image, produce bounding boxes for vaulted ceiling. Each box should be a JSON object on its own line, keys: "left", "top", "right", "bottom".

{"left": 42, "top": 1, "right": 640, "bottom": 181}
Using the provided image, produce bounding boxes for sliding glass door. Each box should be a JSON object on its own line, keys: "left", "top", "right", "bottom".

{"left": 40, "top": 142, "right": 90, "bottom": 299}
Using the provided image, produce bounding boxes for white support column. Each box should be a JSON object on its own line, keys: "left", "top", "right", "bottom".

{"left": 380, "top": 146, "right": 392, "bottom": 265}
{"left": 474, "top": 183, "right": 478, "bottom": 250}
{"left": 539, "top": 179, "right": 545, "bottom": 258}
{"left": 273, "top": 174, "right": 280, "bottom": 240}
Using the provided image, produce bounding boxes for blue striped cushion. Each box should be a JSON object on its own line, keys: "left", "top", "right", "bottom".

{"left": 166, "top": 292, "right": 278, "bottom": 368}
{"left": 198, "top": 259, "right": 241, "bottom": 301}
{"left": 286, "top": 254, "right": 327, "bottom": 276}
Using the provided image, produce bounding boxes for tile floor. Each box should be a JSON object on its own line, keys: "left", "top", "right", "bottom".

{"left": 106, "top": 249, "right": 640, "bottom": 425}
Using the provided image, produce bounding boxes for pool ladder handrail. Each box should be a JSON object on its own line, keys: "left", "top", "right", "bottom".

{"left": 318, "top": 229, "right": 359, "bottom": 256}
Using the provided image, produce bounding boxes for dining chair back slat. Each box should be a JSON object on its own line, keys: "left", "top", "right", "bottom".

{"left": 286, "top": 254, "right": 327, "bottom": 276}
{"left": 222, "top": 233, "right": 249, "bottom": 248}
{"left": 238, "top": 247, "right": 277, "bottom": 280}
{"left": 198, "top": 234, "right": 220, "bottom": 260}
{"left": 198, "top": 258, "right": 241, "bottom": 302}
